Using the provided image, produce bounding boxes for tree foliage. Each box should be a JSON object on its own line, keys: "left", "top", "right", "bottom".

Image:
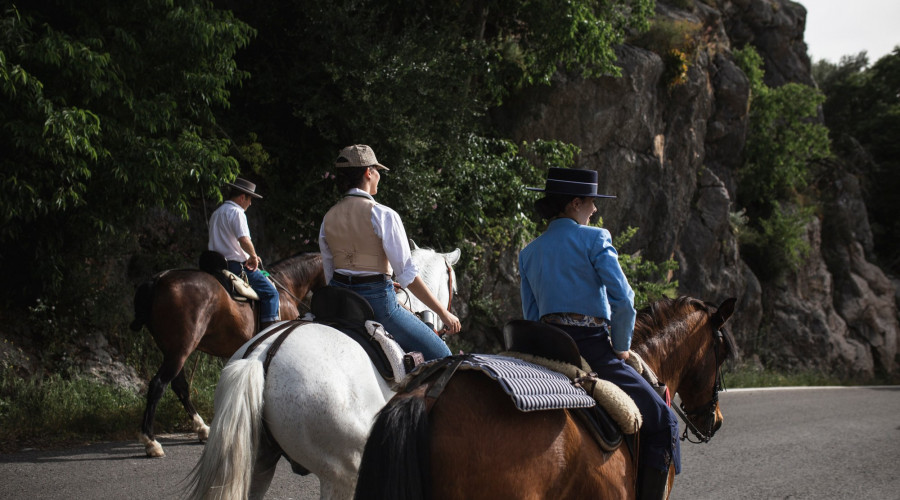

{"left": 815, "top": 48, "right": 900, "bottom": 272}
{"left": 733, "top": 45, "right": 830, "bottom": 280}
{"left": 214, "top": 0, "right": 653, "bottom": 253}
{"left": 0, "top": 1, "right": 254, "bottom": 298}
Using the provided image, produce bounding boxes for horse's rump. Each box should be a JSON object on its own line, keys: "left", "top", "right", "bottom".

{"left": 357, "top": 368, "right": 633, "bottom": 500}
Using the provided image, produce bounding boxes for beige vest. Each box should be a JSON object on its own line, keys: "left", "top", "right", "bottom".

{"left": 323, "top": 196, "right": 392, "bottom": 274}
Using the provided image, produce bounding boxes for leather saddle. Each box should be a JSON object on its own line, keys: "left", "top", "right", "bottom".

{"left": 309, "top": 285, "right": 405, "bottom": 381}
{"left": 502, "top": 319, "right": 627, "bottom": 452}
{"left": 198, "top": 250, "right": 259, "bottom": 301}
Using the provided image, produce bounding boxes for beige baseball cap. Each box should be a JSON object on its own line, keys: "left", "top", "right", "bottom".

{"left": 335, "top": 144, "right": 389, "bottom": 170}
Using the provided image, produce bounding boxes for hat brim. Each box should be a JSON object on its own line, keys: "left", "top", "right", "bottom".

{"left": 226, "top": 183, "right": 263, "bottom": 199}
{"left": 525, "top": 186, "right": 616, "bottom": 198}
{"left": 335, "top": 162, "right": 390, "bottom": 171}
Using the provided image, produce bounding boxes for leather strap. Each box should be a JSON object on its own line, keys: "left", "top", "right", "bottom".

{"left": 424, "top": 355, "right": 467, "bottom": 413}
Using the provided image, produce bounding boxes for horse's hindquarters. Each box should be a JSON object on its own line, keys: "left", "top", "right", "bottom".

{"left": 257, "top": 323, "right": 393, "bottom": 493}
{"left": 429, "top": 371, "right": 633, "bottom": 499}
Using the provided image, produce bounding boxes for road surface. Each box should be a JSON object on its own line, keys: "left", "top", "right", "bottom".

{"left": 1, "top": 386, "right": 898, "bottom": 499}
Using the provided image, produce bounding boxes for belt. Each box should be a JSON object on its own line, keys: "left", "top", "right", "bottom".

{"left": 332, "top": 273, "right": 390, "bottom": 285}
{"left": 541, "top": 313, "right": 608, "bottom": 328}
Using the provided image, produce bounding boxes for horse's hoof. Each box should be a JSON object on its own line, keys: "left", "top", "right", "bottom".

{"left": 197, "top": 424, "right": 210, "bottom": 442}
{"left": 145, "top": 442, "right": 165, "bottom": 458}
{"left": 139, "top": 434, "right": 165, "bottom": 458}
{"left": 191, "top": 414, "right": 210, "bottom": 442}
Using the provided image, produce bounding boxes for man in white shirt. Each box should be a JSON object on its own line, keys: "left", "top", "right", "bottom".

{"left": 318, "top": 145, "right": 459, "bottom": 360}
{"left": 209, "top": 177, "right": 280, "bottom": 329}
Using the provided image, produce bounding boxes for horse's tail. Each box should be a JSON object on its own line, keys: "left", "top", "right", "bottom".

{"left": 354, "top": 393, "right": 431, "bottom": 500}
{"left": 186, "top": 358, "right": 265, "bottom": 500}
{"left": 129, "top": 278, "right": 155, "bottom": 331}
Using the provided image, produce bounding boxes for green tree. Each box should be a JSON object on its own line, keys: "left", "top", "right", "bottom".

{"left": 214, "top": 0, "right": 654, "bottom": 255}
{"left": 815, "top": 48, "right": 900, "bottom": 272}
{"left": 732, "top": 45, "right": 830, "bottom": 280}
{"left": 0, "top": 1, "right": 254, "bottom": 299}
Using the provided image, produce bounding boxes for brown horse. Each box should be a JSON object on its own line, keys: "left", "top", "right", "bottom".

{"left": 354, "top": 296, "right": 736, "bottom": 499}
{"left": 129, "top": 252, "right": 325, "bottom": 457}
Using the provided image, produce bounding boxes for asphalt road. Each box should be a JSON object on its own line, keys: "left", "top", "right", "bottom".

{"left": 1, "top": 386, "right": 898, "bottom": 499}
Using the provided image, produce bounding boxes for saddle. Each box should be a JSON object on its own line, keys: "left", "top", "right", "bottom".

{"left": 401, "top": 320, "right": 642, "bottom": 452}
{"left": 198, "top": 250, "right": 259, "bottom": 301}
{"left": 503, "top": 319, "right": 642, "bottom": 432}
{"left": 310, "top": 285, "right": 421, "bottom": 382}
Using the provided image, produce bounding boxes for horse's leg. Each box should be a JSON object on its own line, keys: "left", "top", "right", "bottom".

{"left": 248, "top": 431, "right": 282, "bottom": 500}
{"left": 139, "top": 357, "right": 184, "bottom": 457}
{"left": 170, "top": 368, "right": 209, "bottom": 442}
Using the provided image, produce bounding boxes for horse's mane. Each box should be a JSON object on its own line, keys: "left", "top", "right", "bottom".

{"left": 411, "top": 246, "right": 457, "bottom": 294}
{"left": 632, "top": 296, "right": 736, "bottom": 361}
{"left": 269, "top": 252, "right": 323, "bottom": 282}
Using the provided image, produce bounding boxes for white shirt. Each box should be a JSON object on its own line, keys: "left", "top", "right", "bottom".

{"left": 318, "top": 189, "right": 419, "bottom": 287}
{"left": 208, "top": 200, "right": 251, "bottom": 262}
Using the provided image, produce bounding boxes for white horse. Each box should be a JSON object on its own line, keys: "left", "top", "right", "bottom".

{"left": 186, "top": 245, "right": 461, "bottom": 500}
{"left": 399, "top": 240, "right": 461, "bottom": 332}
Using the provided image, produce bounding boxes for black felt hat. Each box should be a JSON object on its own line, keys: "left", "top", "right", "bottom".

{"left": 527, "top": 168, "right": 615, "bottom": 199}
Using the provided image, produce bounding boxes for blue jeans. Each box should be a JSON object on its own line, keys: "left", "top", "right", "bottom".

{"left": 329, "top": 278, "right": 451, "bottom": 361}
{"left": 227, "top": 261, "right": 280, "bottom": 323}
{"left": 556, "top": 324, "right": 681, "bottom": 475}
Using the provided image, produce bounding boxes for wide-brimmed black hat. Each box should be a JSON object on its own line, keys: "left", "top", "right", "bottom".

{"left": 526, "top": 168, "right": 615, "bottom": 199}
{"left": 225, "top": 177, "right": 263, "bottom": 199}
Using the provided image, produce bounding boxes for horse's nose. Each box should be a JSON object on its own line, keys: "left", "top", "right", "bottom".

{"left": 712, "top": 406, "right": 724, "bottom": 433}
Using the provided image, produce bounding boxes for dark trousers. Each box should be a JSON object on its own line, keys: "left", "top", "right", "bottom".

{"left": 556, "top": 324, "right": 681, "bottom": 474}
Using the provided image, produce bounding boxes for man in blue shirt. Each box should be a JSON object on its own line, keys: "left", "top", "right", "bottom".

{"left": 519, "top": 167, "right": 679, "bottom": 500}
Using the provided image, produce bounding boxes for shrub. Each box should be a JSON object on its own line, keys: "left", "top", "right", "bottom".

{"left": 732, "top": 45, "right": 830, "bottom": 280}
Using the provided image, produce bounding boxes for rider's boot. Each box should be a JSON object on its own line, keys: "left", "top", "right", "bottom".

{"left": 636, "top": 465, "right": 668, "bottom": 500}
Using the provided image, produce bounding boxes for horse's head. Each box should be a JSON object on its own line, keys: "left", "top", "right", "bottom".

{"left": 408, "top": 240, "right": 461, "bottom": 332}
{"left": 633, "top": 296, "right": 737, "bottom": 443}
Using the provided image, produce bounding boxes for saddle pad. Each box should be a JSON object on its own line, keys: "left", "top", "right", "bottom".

{"left": 459, "top": 354, "right": 596, "bottom": 412}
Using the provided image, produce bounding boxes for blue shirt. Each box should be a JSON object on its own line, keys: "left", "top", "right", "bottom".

{"left": 518, "top": 218, "right": 636, "bottom": 352}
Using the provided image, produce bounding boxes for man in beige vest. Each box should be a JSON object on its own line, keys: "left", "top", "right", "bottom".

{"left": 318, "top": 144, "right": 459, "bottom": 360}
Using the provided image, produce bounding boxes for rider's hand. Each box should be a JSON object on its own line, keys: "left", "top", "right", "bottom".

{"left": 616, "top": 350, "right": 630, "bottom": 361}
{"left": 245, "top": 255, "right": 260, "bottom": 271}
{"left": 439, "top": 311, "right": 461, "bottom": 336}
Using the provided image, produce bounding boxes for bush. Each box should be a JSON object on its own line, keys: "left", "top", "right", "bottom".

{"left": 732, "top": 45, "right": 830, "bottom": 280}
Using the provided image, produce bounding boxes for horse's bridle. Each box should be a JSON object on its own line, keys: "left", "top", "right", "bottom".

{"left": 673, "top": 326, "right": 727, "bottom": 444}
{"left": 400, "top": 259, "right": 454, "bottom": 334}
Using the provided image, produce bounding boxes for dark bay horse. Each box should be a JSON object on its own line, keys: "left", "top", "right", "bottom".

{"left": 354, "top": 296, "right": 736, "bottom": 499}
{"left": 130, "top": 252, "right": 326, "bottom": 457}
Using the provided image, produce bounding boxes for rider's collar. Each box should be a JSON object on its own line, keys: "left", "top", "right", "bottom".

{"left": 343, "top": 188, "right": 374, "bottom": 201}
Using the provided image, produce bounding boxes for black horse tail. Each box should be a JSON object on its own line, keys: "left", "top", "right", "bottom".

{"left": 130, "top": 279, "right": 155, "bottom": 332}
{"left": 354, "top": 393, "right": 431, "bottom": 500}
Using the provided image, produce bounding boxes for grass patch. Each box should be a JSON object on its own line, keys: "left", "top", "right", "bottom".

{"left": 724, "top": 362, "right": 846, "bottom": 388}
{"left": 0, "top": 353, "right": 222, "bottom": 452}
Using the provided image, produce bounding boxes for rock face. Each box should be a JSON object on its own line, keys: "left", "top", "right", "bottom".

{"left": 485, "top": 0, "right": 898, "bottom": 378}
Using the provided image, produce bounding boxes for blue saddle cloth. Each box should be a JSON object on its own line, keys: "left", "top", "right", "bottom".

{"left": 460, "top": 354, "right": 596, "bottom": 412}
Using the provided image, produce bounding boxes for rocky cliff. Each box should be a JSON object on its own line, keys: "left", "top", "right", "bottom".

{"left": 476, "top": 0, "right": 898, "bottom": 378}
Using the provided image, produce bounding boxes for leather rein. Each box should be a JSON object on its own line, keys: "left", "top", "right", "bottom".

{"left": 397, "top": 258, "right": 453, "bottom": 335}
{"left": 673, "top": 326, "right": 728, "bottom": 444}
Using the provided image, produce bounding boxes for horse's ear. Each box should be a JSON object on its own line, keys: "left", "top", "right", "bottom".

{"left": 409, "top": 239, "right": 419, "bottom": 250}
{"left": 445, "top": 248, "right": 461, "bottom": 266}
{"left": 713, "top": 297, "right": 737, "bottom": 325}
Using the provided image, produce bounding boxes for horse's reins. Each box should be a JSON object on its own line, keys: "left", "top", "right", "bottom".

{"left": 397, "top": 259, "right": 454, "bottom": 336}
{"left": 260, "top": 264, "right": 311, "bottom": 314}
{"left": 673, "top": 326, "right": 727, "bottom": 444}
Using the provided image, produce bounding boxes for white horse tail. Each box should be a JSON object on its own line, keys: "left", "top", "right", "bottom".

{"left": 186, "top": 358, "right": 265, "bottom": 500}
